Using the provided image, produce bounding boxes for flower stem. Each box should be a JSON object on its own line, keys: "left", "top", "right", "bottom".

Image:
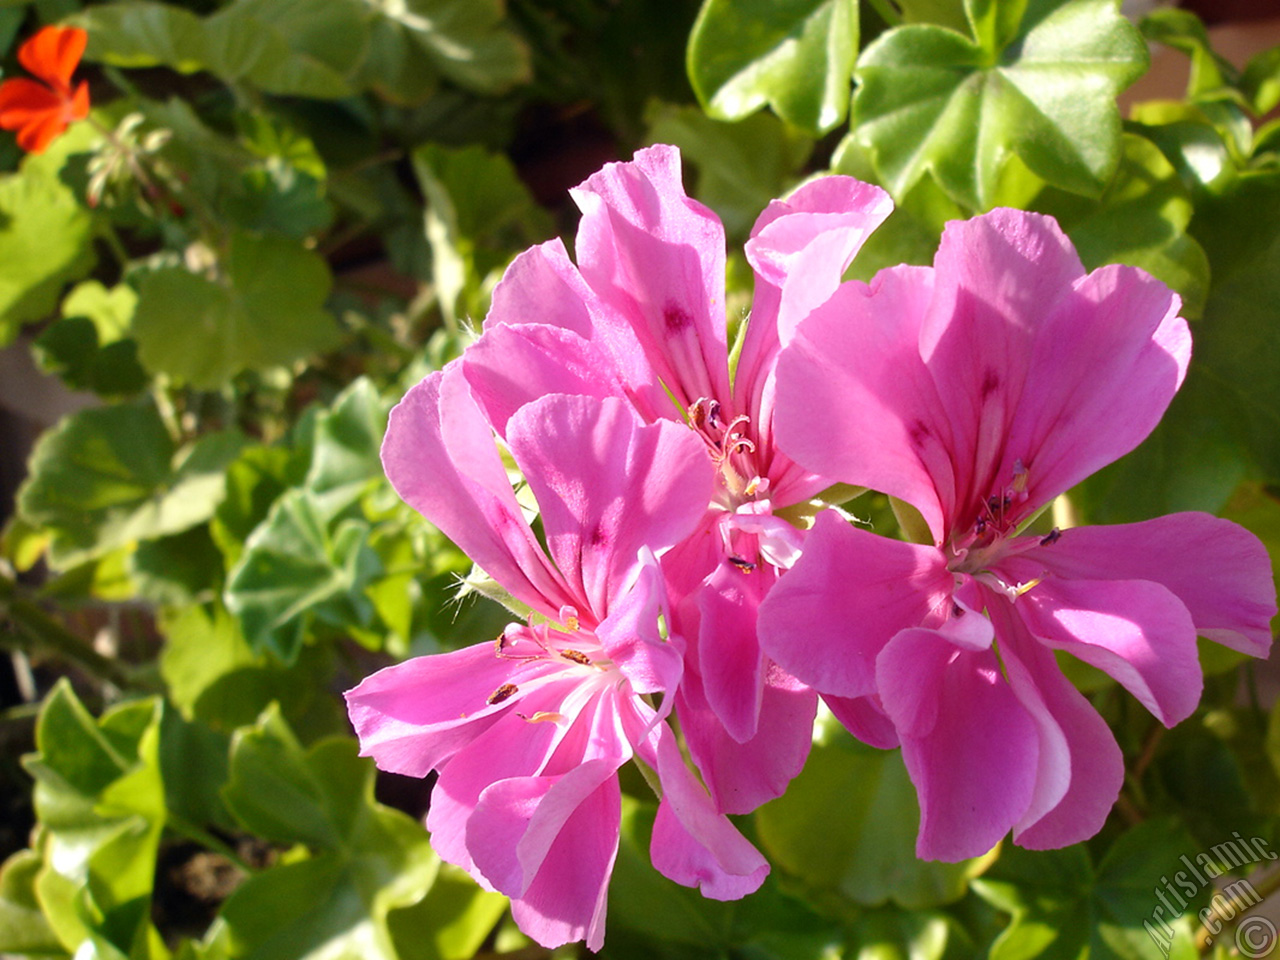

{"left": 0, "top": 574, "right": 146, "bottom": 691}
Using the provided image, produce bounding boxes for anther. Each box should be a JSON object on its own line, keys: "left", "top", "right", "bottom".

{"left": 729, "top": 555, "right": 757, "bottom": 572}
{"left": 487, "top": 683, "right": 518, "bottom": 705}
{"left": 561, "top": 649, "right": 591, "bottom": 666}
{"left": 1040, "top": 528, "right": 1061, "bottom": 547}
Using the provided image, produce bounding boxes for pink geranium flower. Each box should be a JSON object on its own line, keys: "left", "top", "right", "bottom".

{"left": 346, "top": 368, "right": 767, "bottom": 950}
{"left": 759, "top": 208, "right": 1276, "bottom": 861}
{"left": 457, "top": 145, "right": 896, "bottom": 813}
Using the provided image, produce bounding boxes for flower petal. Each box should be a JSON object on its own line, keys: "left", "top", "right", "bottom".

{"left": 737, "top": 176, "right": 893, "bottom": 499}
{"left": 644, "top": 721, "right": 769, "bottom": 899}
{"left": 696, "top": 559, "right": 772, "bottom": 742}
{"left": 989, "top": 599, "right": 1125, "bottom": 849}
{"left": 507, "top": 394, "right": 715, "bottom": 619}
{"left": 1002, "top": 264, "right": 1189, "bottom": 509}
{"left": 678, "top": 660, "right": 818, "bottom": 814}
{"left": 485, "top": 239, "right": 668, "bottom": 421}
{"left": 1028, "top": 514, "right": 1275, "bottom": 657}
{"left": 382, "top": 365, "right": 577, "bottom": 615}
{"left": 571, "top": 144, "right": 732, "bottom": 411}
{"left": 1008, "top": 575, "right": 1202, "bottom": 727}
{"left": 462, "top": 323, "right": 626, "bottom": 437}
{"left": 876, "top": 628, "right": 1040, "bottom": 862}
{"left": 470, "top": 764, "right": 621, "bottom": 952}
{"left": 758, "top": 510, "right": 953, "bottom": 698}
{"left": 344, "top": 643, "right": 566, "bottom": 777}
{"left": 774, "top": 266, "right": 957, "bottom": 539}
{"left": 822, "top": 694, "right": 899, "bottom": 749}
{"left": 19, "top": 26, "right": 86, "bottom": 91}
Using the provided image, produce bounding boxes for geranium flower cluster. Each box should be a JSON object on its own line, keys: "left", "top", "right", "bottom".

{"left": 346, "top": 145, "right": 1276, "bottom": 950}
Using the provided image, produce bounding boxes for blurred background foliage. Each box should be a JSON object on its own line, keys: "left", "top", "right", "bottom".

{"left": 0, "top": 0, "right": 1279, "bottom": 958}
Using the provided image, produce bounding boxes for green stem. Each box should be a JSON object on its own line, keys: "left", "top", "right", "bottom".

{"left": 166, "top": 813, "right": 256, "bottom": 874}
{"left": 865, "top": 0, "right": 903, "bottom": 27}
{"left": 0, "top": 575, "right": 142, "bottom": 691}
{"left": 1196, "top": 862, "right": 1280, "bottom": 953}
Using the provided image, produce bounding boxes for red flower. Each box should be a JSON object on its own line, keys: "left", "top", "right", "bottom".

{"left": 0, "top": 26, "right": 90, "bottom": 154}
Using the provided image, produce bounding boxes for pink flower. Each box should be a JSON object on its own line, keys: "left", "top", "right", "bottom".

{"left": 345, "top": 368, "right": 767, "bottom": 951}
{"left": 759, "top": 208, "right": 1276, "bottom": 861}
{"left": 457, "top": 145, "right": 896, "bottom": 813}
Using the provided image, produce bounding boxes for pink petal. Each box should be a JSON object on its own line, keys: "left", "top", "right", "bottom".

{"left": 677, "top": 662, "right": 818, "bottom": 814}
{"left": 877, "top": 628, "right": 1040, "bottom": 862}
{"left": 774, "top": 266, "right": 957, "bottom": 540}
{"left": 989, "top": 600, "right": 1125, "bottom": 849}
{"left": 736, "top": 177, "right": 893, "bottom": 497}
{"left": 643, "top": 722, "right": 769, "bottom": 899}
{"left": 1029, "top": 514, "right": 1275, "bottom": 657}
{"left": 1001, "top": 264, "right": 1189, "bottom": 509}
{"left": 506, "top": 394, "right": 715, "bottom": 619}
{"left": 344, "top": 643, "right": 565, "bottom": 777}
{"left": 462, "top": 323, "right": 627, "bottom": 437}
{"left": 696, "top": 560, "right": 773, "bottom": 742}
{"left": 571, "top": 144, "right": 732, "bottom": 412}
{"left": 594, "top": 549, "right": 684, "bottom": 699}
{"left": 469, "top": 764, "right": 621, "bottom": 952}
{"left": 381, "top": 365, "right": 575, "bottom": 615}
{"left": 427, "top": 679, "right": 583, "bottom": 875}
{"left": 485, "top": 240, "right": 668, "bottom": 422}
{"left": 1006, "top": 574, "right": 1202, "bottom": 727}
{"left": 822, "top": 694, "right": 899, "bottom": 750}
{"left": 917, "top": 211, "right": 1088, "bottom": 523}
{"left": 758, "top": 511, "right": 954, "bottom": 698}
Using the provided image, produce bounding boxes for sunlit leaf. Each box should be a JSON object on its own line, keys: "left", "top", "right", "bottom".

{"left": 851, "top": 0, "right": 1147, "bottom": 210}
{"left": 687, "top": 0, "right": 858, "bottom": 134}
{"left": 17, "top": 403, "right": 247, "bottom": 568}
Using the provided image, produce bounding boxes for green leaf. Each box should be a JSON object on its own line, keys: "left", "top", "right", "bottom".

{"left": 1140, "top": 8, "right": 1236, "bottom": 99}
{"left": 35, "top": 317, "right": 149, "bottom": 397}
{"left": 644, "top": 102, "right": 814, "bottom": 239}
{"left": 0, "top": 129, "right": 97, "bottom": 343}
{"left": 852, "top": 0, "right": 1147, "bottom": 210}
{"left": 687, "top": 0, "right": 858, "bottom": 134}
{"left": 0, "top": 849, "right": 64, "bottom": 955}
{"left": 61, "top": 281, "right": 136, "bottom": 345}
{"left": 412, "top": 143, "right": 551, "bottom": 326}
{"left": 17, "top": 403, "right": 247, "bottom": 567}
{"left": 132, "top": 232, "right": 341, "bottom": 390}
{"left": 79, "top": 0, "right": 365, "bottom": 98}
{"left": 1036, "top": 133, "right": 1210, "bottom": 318}
{"left": 755, "top": 728, "right": 995, "bottom": 912}
{"left": 211, "top": 444, "right": 309, "bottom": 570}
{"left": 972, "top": 821, "right": 1200, "bottom": 960}
{"left": 23, "top": 682, "right": 167, "bottom": 957}
{"left": 217, "top": 707, "right": 438, "bottom": 960}
{"left": 306, "top": 378, "right": 391, "bottom": 519}
{"left": 386, "top": 864, "right": 508, "bottom": 960}
{"left": 224, "top": 489, "right": 382, "bottom": 662}
{"left": 160, "top": 601, "right": 342, "bottom": 735}
{"left": 362, "top": 0, "right": 531, "bottom": 96}
{"left": 130, "top": 526, "right": 224, "bottom": 606}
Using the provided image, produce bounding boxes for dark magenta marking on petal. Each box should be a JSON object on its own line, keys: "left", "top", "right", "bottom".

{"left": 980, "top": 368, "right": 1001, "bottom": 400}
{"left": 908, "top": 419, "right": 931, "bottom": 448}
{"left": 664, "top": 301, "right": 693, "bottom": 332}
{"left": 589, "top": 523, "right": 609, "bottom": 547}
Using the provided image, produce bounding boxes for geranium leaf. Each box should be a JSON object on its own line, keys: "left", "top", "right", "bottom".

{"left": 852, "top": 0, "right": 1147, "bottom": 210}
{"left": 755, "top": 728, "right": 995, "bottom": 910}
{"left": 687, "top": 0, "right": 858, "bottom": 135}
{"left": 132, "top": 232, "right": 340, "bottom": 390}
{"left": 217, "top": 707, "right": 438, "bottom": 960}
{"left": 16, "top": 403, "right": 246, "bottom": 568}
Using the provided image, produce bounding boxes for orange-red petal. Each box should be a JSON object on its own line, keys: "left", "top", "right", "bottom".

{"left": 17, "top": 25, "right": 87, "bottom": 93}
{"left": 0, "top": 77, "right": 74, "bottom": 154}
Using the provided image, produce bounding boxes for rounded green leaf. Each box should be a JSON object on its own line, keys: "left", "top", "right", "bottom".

{"left": 688, "top": 0, "right": 858, "bottom": 134}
